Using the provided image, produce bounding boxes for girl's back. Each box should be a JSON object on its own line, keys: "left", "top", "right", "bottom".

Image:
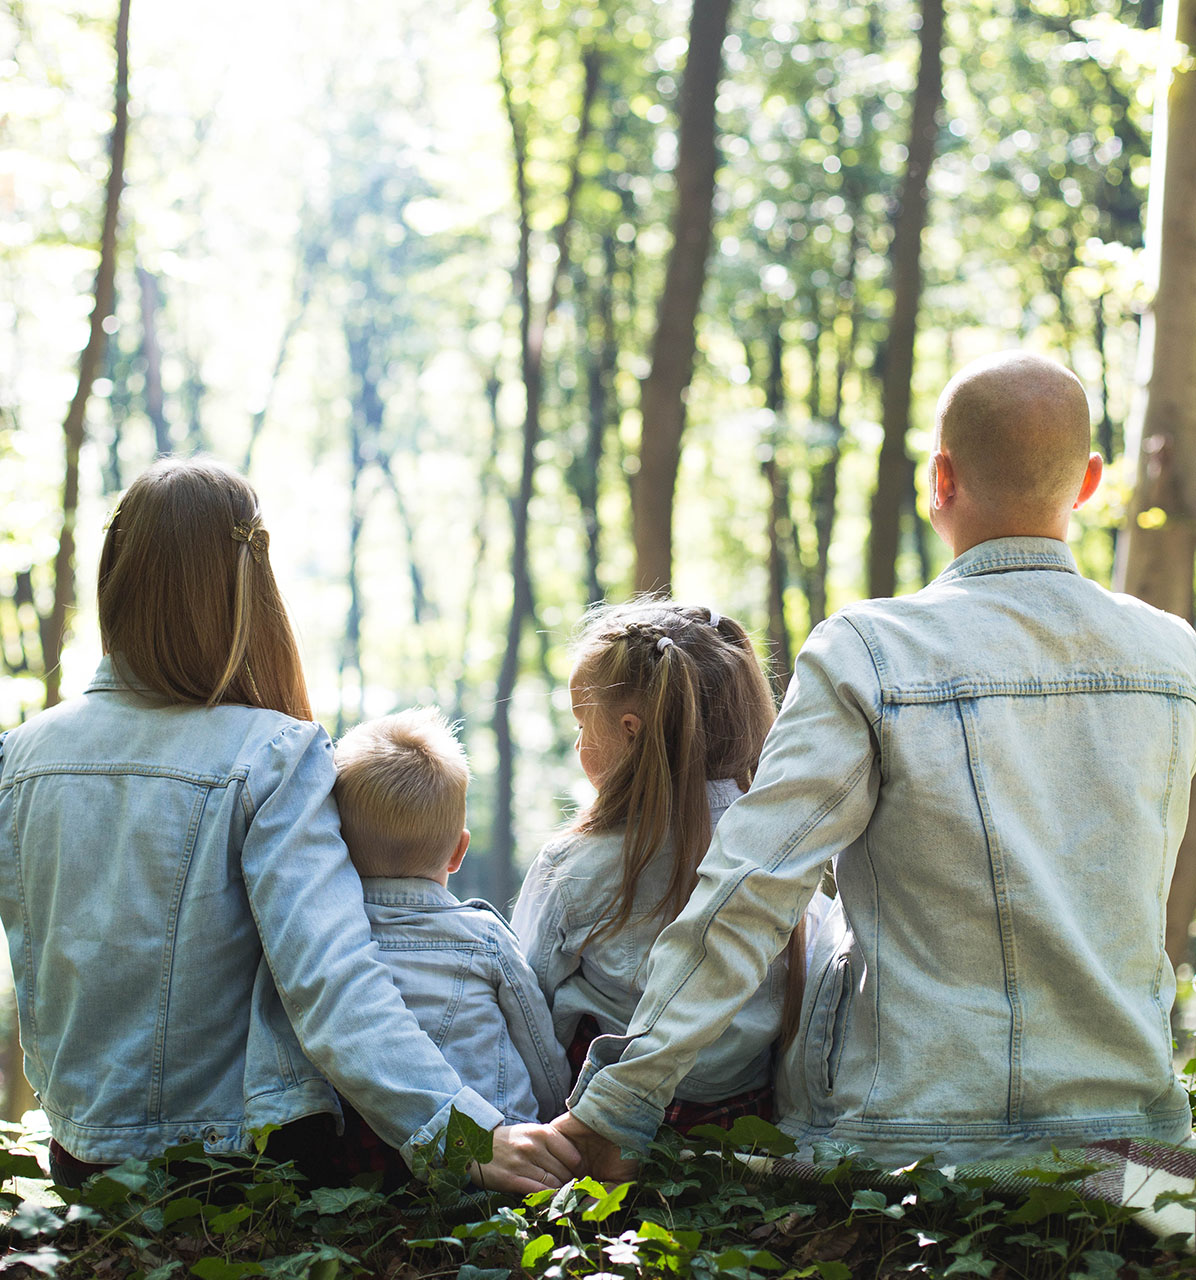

{"left": 514, "top": 779, "right": 790, "bottom": 1102}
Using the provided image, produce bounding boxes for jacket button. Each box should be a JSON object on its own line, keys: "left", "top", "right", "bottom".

{"left": 204, "top": 1128, "right": 220, "bottom": 1144}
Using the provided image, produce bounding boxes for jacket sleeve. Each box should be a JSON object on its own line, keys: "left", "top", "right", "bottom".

{"left": 239, "top": 721, "right": 503, "bottom": 1166}
{"left": 510, "top": 843, "right": 581, "bottom": 1021}
{"left": 493, "top": 923, "right": 571, "bottom": 1120}
{"left": 569, "top": 614, "right": 882, "bottom": 1151}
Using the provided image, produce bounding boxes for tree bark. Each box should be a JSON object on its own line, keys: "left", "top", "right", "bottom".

{"left": 633, "top": 0, "right": 732, "bottom": 594}
{"left": 43, "top": 0, "right": 130, "bottom": 709}
{"left": 1115, "top": 0, "right": 1196, "bottom": 967}
{"left": 136, "top": 264, "right": 170, "bottom": 455}
{"left": 866, "top": 0, "right": 943, "bottom": 599}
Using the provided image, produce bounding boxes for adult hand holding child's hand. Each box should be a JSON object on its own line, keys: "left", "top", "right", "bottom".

{"left": 550, "top": 1111, "right": 639, "bottom": 1183}
{"left": 470, "top": 1123, "right": 584, "bottom": 1194}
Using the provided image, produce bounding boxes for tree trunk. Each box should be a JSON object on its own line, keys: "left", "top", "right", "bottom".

{"left": 43, "top": 0, "right": 130, "bottom": 709}
{"left": 758, "top": 327, "right": 793, "bottom": 698}
{"left": 866, "top": 0, "right": 943, "bottom": 599}
{"left": 633, "top": 0, "right": 732, "bottom": 594}
{"left": 1115, "top": 0, "right": 1196, "bottom": 967}
{"left": 136, "top": 264, "right": 170, "bottom": 455}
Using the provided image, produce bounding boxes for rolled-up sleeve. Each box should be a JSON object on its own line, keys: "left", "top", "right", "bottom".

{"left": 240, "top": 721, "right": 503, "bottom": 1166}
{"left": 569, "top": 615, "right": 882, "bottom": 1150}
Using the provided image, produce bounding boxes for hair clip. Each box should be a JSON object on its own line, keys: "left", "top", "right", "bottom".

{"left": 708, "top": 609, "right": 721, "bottom": 627}
{"left": 231, "top": 520, "right": 270, "bottom": 564}
{"left": 103, "top": 506, "right": 121, "bottom": 531}
{"left": 657, "top": 635, "right": 675, "bottom": 653}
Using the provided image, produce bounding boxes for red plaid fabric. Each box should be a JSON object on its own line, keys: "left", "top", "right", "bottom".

{"left": 567, "top": 1015, "right": 774, "bottom": 1135}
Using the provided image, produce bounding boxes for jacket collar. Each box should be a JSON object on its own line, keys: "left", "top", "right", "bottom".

{"left": 936, "top": 536, "right": 1080, "bottom": 586}
{"left": 85, "top": 654, "right": 153, "bottom": 694}
{"left": 359, "top": 876, "right": 459, "bottom": 908}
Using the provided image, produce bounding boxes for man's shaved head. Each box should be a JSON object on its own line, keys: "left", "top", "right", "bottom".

{"left": 935, "top": 352, "right": 1092, "bottom": 522}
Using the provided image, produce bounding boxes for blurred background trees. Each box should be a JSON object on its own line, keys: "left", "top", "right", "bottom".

{"left": 0, "top": 0, "right": 1186, "bottom": 1108}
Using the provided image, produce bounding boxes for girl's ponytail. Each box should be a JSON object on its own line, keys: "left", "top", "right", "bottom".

{"left": 572, "top": 601, "right": 770, "bottom": 947}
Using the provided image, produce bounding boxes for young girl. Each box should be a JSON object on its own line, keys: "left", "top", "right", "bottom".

{"left": 0, "top": 457, "right": 577, "bottom": 1193}
{"left": 512, "top": 599, "right": 832, "bottom": 1130}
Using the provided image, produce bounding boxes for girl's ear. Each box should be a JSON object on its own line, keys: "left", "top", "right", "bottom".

{"left": 620, "top": 712, "right": 642, "bottom": 739}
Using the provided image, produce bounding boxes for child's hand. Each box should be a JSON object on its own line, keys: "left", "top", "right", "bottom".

{"left": 469, "top": 1122, "right": 583, "bottom": 1194}
{"left": 550, "top": 1111, "right": 640, "bottom": 1183}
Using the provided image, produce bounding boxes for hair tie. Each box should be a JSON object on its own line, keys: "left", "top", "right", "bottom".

{"left": 231, "top": 520, "right": 269, "bottom": 564}
{"left": 708, "top": 609, "right": 721, "bottom": 628}
{"left": 656, "top": 635, "right": 674, "bottom": 654}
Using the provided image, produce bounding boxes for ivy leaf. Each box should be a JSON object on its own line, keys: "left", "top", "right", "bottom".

{"left": 796, "top": 1261, "right": 851, "bottom": 1280}
{"left": 941, "top": 1253, "right": 997, "bottom": 1277}
{"left": 1005, "top": 1186, "right": 1078, "bottom": 1224}
{"left": 521, "top": 1233, "right": 555, "bottom": 1268}
{"left": 445, "top": 1109, "right": 494, "bottom": 1175}
{"left": 581, "top": 1180, "right": 632, "bottom": 1222}
{"left": 250, "top": 1124, "right": 281, "bottom": 1155}
{"left": 8, "top": 1201, "right": 64, "bottom": 1239}
{"left": 1073, "top": 1250, "right": 1126, "bottom": 1280}
{"left": 0, "top": 1246, "right": 67, "bottom": 1276}
{"left": 687, "top": 1116, "right": 796, "bottom": 1156}
{"left": 455, "top": 1267, "right": 509, "bottom": 1280}
{"left": 301, "top": 1185, "right": 383, "bottom": 1217}
{"left": 0, "top": 1151, "right": 47, "bottom": 1182}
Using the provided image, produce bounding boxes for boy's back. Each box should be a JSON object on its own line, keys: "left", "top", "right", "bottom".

{"left": 360, "top": 875, "right": 568, "bottom": 1125}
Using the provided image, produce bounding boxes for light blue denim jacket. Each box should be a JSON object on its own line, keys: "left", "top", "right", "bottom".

{"left": 512, "top": 781, "right": 832, "bottom": 1101}
{"left": 360, "top": 877, "right": 569, "bottom": 1123}
{"left": 0, "top": 657, "right": 504, "bottom": 1164}
{"left": 572, "top": 539, "right": 1196, "bottom": 1164}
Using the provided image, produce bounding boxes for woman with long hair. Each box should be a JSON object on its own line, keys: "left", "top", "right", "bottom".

{"left": 0, "top": 457, "right": 578, "bottom": 1192}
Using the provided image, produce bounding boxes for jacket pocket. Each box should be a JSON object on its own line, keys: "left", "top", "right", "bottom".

{"left": 805, "top": 952, "right": 853, "bottom": 1098}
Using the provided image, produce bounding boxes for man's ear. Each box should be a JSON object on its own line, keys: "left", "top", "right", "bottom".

{"left": 447, "top": 828, "right": 470, "bottom": 875}
{"left": 931, "top": 450, "right": 956, "bottom": 510}
{"left": 620, "top": 712, "right": 641, "bottom": 739}
{"left": 1073, "top": 452, "right": 1103, "bottom": 509}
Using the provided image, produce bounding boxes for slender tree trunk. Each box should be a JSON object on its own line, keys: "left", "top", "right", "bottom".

{"left": 633, "top": 0, "right": 732, "bottom": 593}
{"left": 491, "top": 14, "right": 602, "bottom": 907}
{"left": 43, "top": 0, "right": 130, "bottom": 709}
{"left": 866, "top": 0, "right": 943, "bottom": 599}
{"left": 136, "top": 264, "right": 169, "bottom": 454}
{"left": 1115, "top": 0, "right": 1196, "bottom": 967}
{"left": 758, "top": 327, "right": 793, "bottom": 698}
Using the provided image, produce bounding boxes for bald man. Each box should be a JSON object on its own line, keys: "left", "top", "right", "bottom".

{"left": 556, "top": 351, "right": 1196, "bottom": 1174}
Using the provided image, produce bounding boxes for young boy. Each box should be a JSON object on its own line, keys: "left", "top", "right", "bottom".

{"left": 334, "top": 708, "right": 569, "bottom": 1125}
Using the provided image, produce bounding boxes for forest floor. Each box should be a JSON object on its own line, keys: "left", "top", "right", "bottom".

{"left": 1, "top": 1113, "right": 1195, "bottom": 1280}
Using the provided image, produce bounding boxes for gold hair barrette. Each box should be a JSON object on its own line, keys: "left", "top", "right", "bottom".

{"left": 231, "top": 520, "right": 269, "bottom": 564}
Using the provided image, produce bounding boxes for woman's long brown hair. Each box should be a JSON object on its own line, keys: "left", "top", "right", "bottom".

{"left": 98, "top": 457, "right": 311, "bottom": 720}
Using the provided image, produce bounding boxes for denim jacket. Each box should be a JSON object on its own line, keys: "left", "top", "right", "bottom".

{"left": 0, "top": 657, "right": 504, "bottom": 1164}
{"left": 572, "top": 539, "right": 1196, "bottom": 1163}
{"left": 360, "top": 877, "right": 569, "bottom": 1123}
{"left": 513, "top": 781, "right": 831, "bottom": 1102}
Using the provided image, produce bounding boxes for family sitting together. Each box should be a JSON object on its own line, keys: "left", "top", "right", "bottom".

{"left": 2, "top": 350, "right": 1195, "bottom": 1195}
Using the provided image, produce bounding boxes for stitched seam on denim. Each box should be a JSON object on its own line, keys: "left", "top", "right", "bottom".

{"left": 959, "top": 699, "right": 1022, "bottom": 1124}
{"left": 840, "top": 616, "right": 887, "bottom": 729}
{"left": 150, "top": 786, "right": 210, "bottom": 1120}
{"left": 432, "top": 959, "right": 468, "bottom": 1046}
{"left": 5, "top": 762, "right": 247, "bottom": 786}
{"left": 860, "top": 827, "right": 883, "bottom": 1120}
{"left": 1151, "top": 699, "right": 1181, "bottom": 1068}
{"left": 6, "top": 776, "right": 43, "bottom": 1087}
{"left": 494, "top": 939, "right": 556, "bottom": 1105}
{"left": 884, "top": 676, "right": 1196, "bottom": 703}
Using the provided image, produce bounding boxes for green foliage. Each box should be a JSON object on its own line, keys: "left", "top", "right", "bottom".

{"left": 1, "top": 1118, "right": 1194, "bottom": 1279}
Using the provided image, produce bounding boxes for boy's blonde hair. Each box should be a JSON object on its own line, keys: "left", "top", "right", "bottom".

{"left": 333, "top": 708, "right": 469, "bottom": 879}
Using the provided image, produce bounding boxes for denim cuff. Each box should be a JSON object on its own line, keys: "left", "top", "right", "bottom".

{"left": 400, "top": 1087, "right": 505, "bottom": 1171}
{"left": 568, "top": 1064, "right": 665, "bottom": 1154}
